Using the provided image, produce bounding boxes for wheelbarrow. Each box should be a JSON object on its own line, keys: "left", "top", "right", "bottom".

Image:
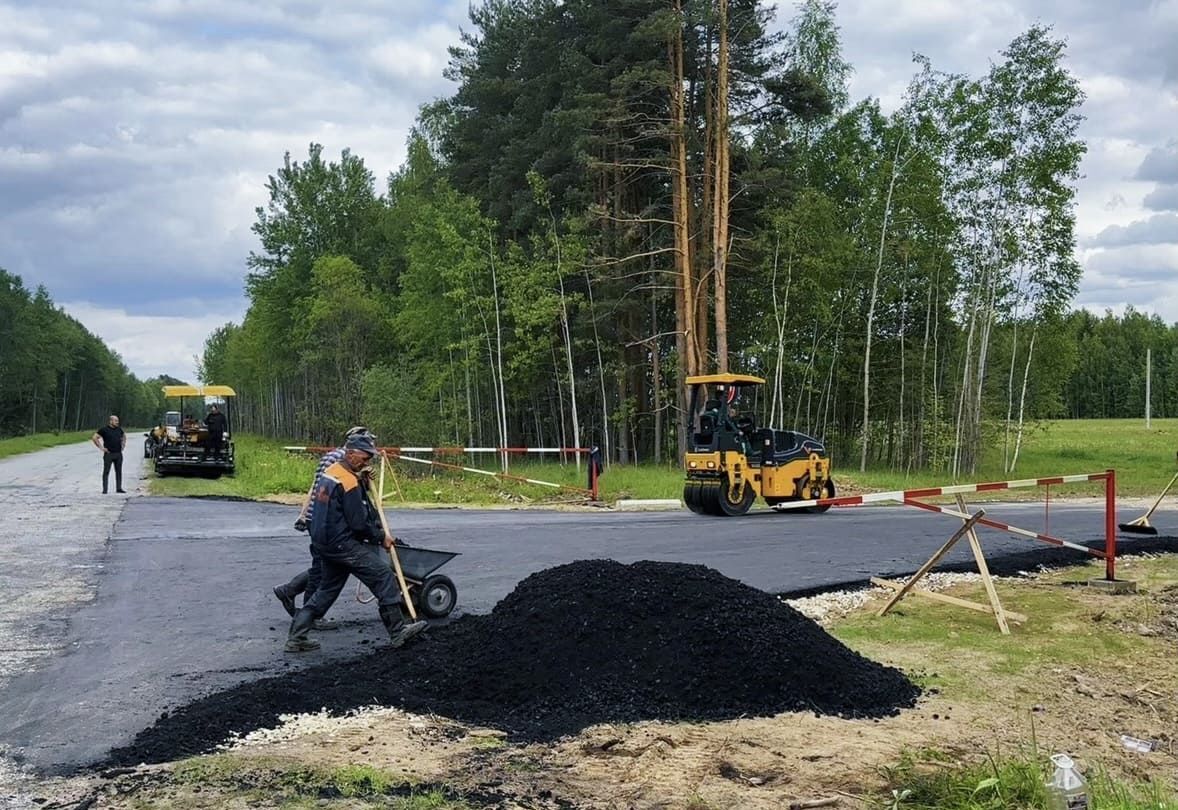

{"left": 392, "top": 544, "right": 460, "bottom": 619}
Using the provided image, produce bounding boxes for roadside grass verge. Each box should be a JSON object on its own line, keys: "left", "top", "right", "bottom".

{"left": 851, "top": 418, "right": 1178, "bottom": 500}
{"left": 147, "top": 435, "right": 317, "bottom": 499}
{"left": 0, "top": 430, "right": 95, "bottom": 459}
{"left": 831, "top": 555, "right": 1178, "bottom": 698}
{"left": 832, "top": 553, "right": 1178, "bottom": 807}
{"left": 145, "top": 419, "right": 1178, "bottom": 503}
{"left": 874, "top": 748, "right": 1178, "bottom": 809}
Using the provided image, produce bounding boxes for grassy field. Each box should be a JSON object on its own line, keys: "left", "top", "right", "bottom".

{"left": 0, "top": 430, "right": 97, "bottom": 460}
{"left": 143, "top": 419, "right": 1178, "bottom": 504}
{"left": 852, "top": 418, "right": 1178, "bottom": 499}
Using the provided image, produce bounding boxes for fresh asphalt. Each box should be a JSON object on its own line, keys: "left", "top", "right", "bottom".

{"left": 0, "top": 440, "right": 1173, "bottom": 773}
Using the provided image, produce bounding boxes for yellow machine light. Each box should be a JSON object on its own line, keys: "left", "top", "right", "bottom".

{"left": 688, "top": 461, "right": 698, "bottom": 468}
{"left": 707, "top": 461, "right": 716, "bottom": 469}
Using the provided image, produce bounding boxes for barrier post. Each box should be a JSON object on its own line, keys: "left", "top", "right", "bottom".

{"left": 1105, "top": 468, "right": 1117, "bottom": 581}
{"left": 588, "top": 446, "right": 602, "bottom": 501}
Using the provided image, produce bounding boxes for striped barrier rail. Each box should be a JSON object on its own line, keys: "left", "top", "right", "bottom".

{"left": 284, "top": 445, "right": 601, "bottom": 501}
{"left": 773, "top": 470, "right": 1119, "bottom": 580}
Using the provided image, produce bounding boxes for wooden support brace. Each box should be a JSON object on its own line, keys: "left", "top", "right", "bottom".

{"left": 956, "top": 493, "right": 1012, "bottom": 634}
{"left": 877, "top": 509, "right": 985, "bottom": 617}
{"left": 870, "top": 578, "right": 1027, "bottom": 624}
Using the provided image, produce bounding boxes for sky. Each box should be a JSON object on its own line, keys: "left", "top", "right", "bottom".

{"left": 1, "top": 0, "right": 1176, "bottom": 383}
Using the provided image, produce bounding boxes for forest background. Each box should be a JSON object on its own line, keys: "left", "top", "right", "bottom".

{"left": 3, "top": 0, "right": 1176, "bottom": 478}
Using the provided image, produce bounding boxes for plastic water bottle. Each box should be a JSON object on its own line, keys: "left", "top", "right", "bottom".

{"left": 1046, "top": 753, "right": 1089, "bottom": 810}
{"left": 1120, "top": 734, "right": 1155, "bottom": 753}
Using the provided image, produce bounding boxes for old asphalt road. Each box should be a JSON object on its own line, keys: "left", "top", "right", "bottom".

{"left": 0, "top": 447, "right": 1172, "bottom": 777}
{"left": 0, "top": 436, "right": 145, "bottom": 787}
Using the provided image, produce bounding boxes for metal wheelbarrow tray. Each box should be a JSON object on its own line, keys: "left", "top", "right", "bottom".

{"left": 394, "top": 544, "right": 460, "bottom": 619}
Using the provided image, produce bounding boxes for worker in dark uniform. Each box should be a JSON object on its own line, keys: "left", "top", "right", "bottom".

{"left": 202, "top": 404, "right": 227, "bottom": 460}
{"left": 92, "top": 415, "right": 127, "bottom": 494}
{"left": 273, "top": 426, "right": 374, "bottom": 624}
{"left": 285, "top": 433, "right": 427, "bottom": 652}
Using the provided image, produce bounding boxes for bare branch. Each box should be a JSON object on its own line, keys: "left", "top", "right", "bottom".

{"left": 626, "top": 329, "right": 686, "bottom": 347}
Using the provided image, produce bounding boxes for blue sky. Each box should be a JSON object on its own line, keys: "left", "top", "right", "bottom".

{"left": 1, "top": 0, "right": 1176, "bottom": 382}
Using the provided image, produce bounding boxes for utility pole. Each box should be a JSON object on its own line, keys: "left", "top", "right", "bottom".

{"left": 1146, "top": 348, "right": 1151, "bottom": 429}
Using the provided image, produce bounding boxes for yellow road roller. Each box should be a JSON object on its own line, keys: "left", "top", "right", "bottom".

{"left": 682, "top": 373, "right": 834, "bottom": 516}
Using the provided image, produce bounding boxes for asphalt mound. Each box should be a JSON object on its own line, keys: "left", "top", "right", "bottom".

{"left": 108, "top": 559, "right": 920, "bottom": 766}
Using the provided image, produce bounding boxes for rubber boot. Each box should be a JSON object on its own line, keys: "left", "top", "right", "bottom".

{"left": 273, "top": 585, "right": 297, "bottom": 617}
{"left": 285, "top": 608, "right": 321, "bottom": 653}
{"left": 380, "top": 606, "right": 427, "bottom": 649}
{"left": 273, "top": 570, "right": 310, "bottom": 617}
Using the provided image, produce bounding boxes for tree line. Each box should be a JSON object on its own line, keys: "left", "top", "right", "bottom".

{"left": 199, "top": 0, "right": 1154, "bottom": 475}
{"left": 0, "top": 268, "right": 166, "bottom": 436}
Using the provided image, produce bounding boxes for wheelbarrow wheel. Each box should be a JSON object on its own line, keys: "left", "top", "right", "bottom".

{"left": 418, "top": 574, "right": 457, "bottom": 619}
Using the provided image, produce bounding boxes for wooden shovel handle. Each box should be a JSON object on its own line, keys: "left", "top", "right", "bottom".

{"left": 368, "top": 463, "right": 417, "bottom": 620}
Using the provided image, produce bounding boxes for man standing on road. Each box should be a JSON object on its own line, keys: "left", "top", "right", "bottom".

{"left": 273, "top": 426, "right": 373, "bottom": 624}
{"left": 202, "top": 404, "right": 226, "bottom": 460}
{"left": 92, "top": 415, "right": 127, "bottom": 494}
{"left": 285, "top": 433, "right": 427, "bottom": 652}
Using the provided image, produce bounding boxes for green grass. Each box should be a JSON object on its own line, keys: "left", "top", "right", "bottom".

{"left": 831, "top": 556, "right": 1178, "bottom": 698}
{"left": 146, "top": 419, "right": 1178, "bottom": 503}
{"left": 874, "top": 749, "right": 1178, "bottom": 809}
{"left": 849, "top": 418, "right": 1178, "bottom": 498}
{"left": 148, "top": 435, "right": 318, "bottom": 499}
{"left": 171, "top": 755, "right": 469, "bottom": 808}
{"left": 0, "top": 430, "right": 97, "bottom": 459}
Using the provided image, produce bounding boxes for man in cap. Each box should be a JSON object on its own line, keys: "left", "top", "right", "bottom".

{"left": 285, "top": 432, "right": 427, "bottom": 652}
{"left": 273, "top": 426, "right": 372, "bottom": 621}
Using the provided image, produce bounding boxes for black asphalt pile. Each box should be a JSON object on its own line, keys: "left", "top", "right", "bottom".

{"left": 107, "top": 559, "right": 919, "bottom": 766}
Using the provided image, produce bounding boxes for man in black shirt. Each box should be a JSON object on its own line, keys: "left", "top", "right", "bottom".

{"left": 92, "top": 415, "right": 127, "bottom": 494}
{"left": 202, "top": 404, "right": 227, "bottom": 460}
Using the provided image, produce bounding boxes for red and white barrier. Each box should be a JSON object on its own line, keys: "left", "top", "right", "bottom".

{"left": 282, "top": 445, "right": 590, "bottom": 455}
{"left": 775, "top": 470, "right": 1119, "bottom": 580}
{"left": 284, "top": 445, "right": 600, "bottom": 500}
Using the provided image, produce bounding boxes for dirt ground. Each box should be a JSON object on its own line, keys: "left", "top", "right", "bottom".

{"left": 22, "top": 555, "right": 1178, "bottom": 810}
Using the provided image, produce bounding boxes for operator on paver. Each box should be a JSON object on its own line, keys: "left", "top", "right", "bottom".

{"left": 285, "top": 432, "right": 427, "bottom": 653}
{"left": 202, "top": 403, "right": 226, "bottom": 460}
{"left": 92, "top": 414, "right": 127, "bottom": 494}
{"left": 272, "top": 425, "right": 373, "bottom": 624}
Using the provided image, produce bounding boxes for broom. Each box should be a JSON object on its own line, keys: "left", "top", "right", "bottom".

{"left": 1118, "top": 471, "right": 1178, "bottom": 535}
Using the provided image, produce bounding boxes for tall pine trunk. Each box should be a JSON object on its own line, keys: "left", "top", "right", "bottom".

{"left": 711, "top": 0, "right": 730, "bottom": 372}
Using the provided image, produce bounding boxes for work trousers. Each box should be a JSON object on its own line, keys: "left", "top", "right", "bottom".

{"left": 203, "top": 432, "right": 224, "bottom": 459}
{"left": 303, "top": 537, "right": 401, "bottom": 618}
{"left": 280, "top": 544, "right": 326, "bottom": 606}
{"left": 306, "top": 543, "right": 322, "bottom": 602}
{"left": 102, "top": 451, "right": 123, "bottom": 492}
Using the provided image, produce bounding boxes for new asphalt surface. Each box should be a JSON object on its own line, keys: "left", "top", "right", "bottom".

{"left": 0, "top": 440, "right": 1173, "bottom": 774}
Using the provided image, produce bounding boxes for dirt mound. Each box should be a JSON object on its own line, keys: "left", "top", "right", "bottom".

{"left": 107, "top": 560, "right": 919, "bottom": 766}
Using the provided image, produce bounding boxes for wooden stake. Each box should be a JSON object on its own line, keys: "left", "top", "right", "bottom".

{"left": 956, "top": 494, "right": 1011, "bottom": 634}
{"left": 877, "top": 509, "right": 984, "bottom": 616}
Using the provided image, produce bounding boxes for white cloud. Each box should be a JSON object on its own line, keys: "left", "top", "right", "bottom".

{"left": 3, "top": 0, "right": 1178, "bottom": 387}
{"left": 1144, "top": 184, "right": 1178, "bottom": 211}
{"left": 60, "top": 299, "right": 248, "bottom": 383}
{"left": 1089, "top": 213, "right": 1178, "bottom": 247}
{"left": 1, "top": 0, "right": 469, "bottom": 381}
